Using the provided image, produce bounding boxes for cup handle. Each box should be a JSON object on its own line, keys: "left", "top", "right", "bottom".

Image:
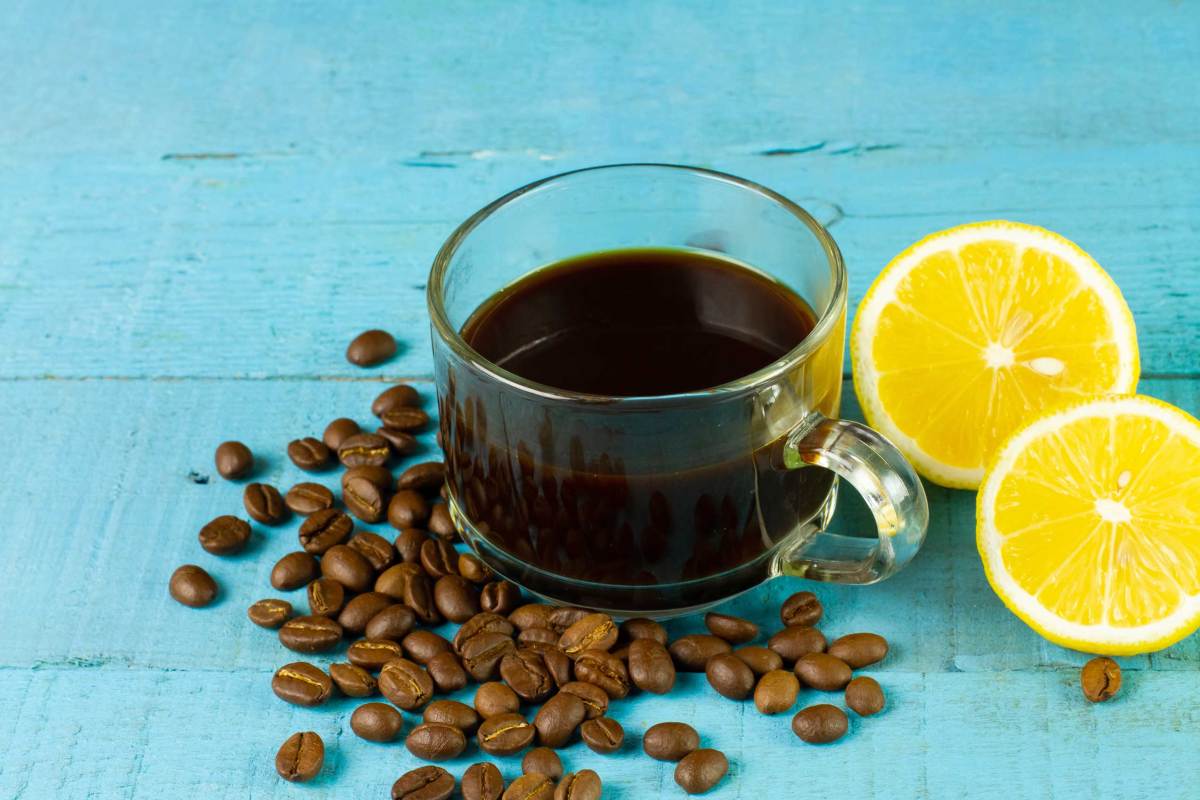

{"left": 774, "top": 412, "right": 929, "bottom": 584}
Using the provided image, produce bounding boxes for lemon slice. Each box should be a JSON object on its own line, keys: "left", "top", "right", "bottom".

{"left": 851, "top": 221, "right": 1139, "bottom": 488}
{"left": 978, "top": 395, "right": 1200, "bottom": 654}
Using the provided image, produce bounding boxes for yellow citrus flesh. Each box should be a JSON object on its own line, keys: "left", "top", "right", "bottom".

{"left": 978, "top": 396, "right": 1200, "bottom": 654}
{"left": 851, "top": 221, "right": 1139, "bottom": 488}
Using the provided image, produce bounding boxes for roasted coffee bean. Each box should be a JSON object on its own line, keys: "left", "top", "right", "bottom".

{"left": 519, "top": 627, "right": 560, "bottom": 646}
{"left": 346, "top": 328, "right": 397, "bottom": 366}
{"left": 288, "top": 437, "right": 332, "bottom": 471}
{"left": 477, "top": 712, "right": 535, "bottom": 756}
{"left": 434, "top": 575, "right": 479, "bottom": 623}
{"left": 704, "top": 612, "right": 759, "bottom": 645}
{"left": 534, "top": 691, "right": 586, "bottom": 748}
{"left": 375, "top": 562, "right": 423, "bottom": 599}
{"left": 428, "top": 503, "right": 456, "bottom": 539}
{"left": 546, "top": 606, "right": 590, "bottom": 633}
{"left": 510, "top": 603, "right": 555, "bottom": 631}
{"left": 279, "top": 615, "right": 343, "bottom": 653}
{"left": 794, "top": 652, "right": 852, "bottom": 691}
{"left": 755, "top": 669, "right": 800, "bottom": 714}
{"left": 845, "top": 675, "right": 885, "bottom": 715}
{"left": 392, "top": 765, "right": 455, "bottom": 800}
{"left": 424, "top": 699, "right": 480, "bottom": 733}
{"left": 272, "top": 661, "right": 334, "bottom": 706}
{"left": 339, "top": 432, "right": 392, "bottom": 468}
{"left": 338, "top": 592, "right": 394, "bottom": 634}
{"left": 198, "top": 515, "right": 251, "bottom": 556}
{"left": 559, "top": 681, "right": 608, "bottom": 720}
{"left": 522, "top": 643, "right": 572, "bottom": 688}
{"left": 780, "top": 590, "right": 823, "bottom": 628}
{"left": 348, "top": 531, "right": 397, "bottom": 572}
{"left": 1081, "top": 656, "right": 1121, "bottom": 702}
{"left": 558, "top": 613, "right": 617, "bottom": 657}
{"left": 378, "top": 426, "right": 419, "bottom": 456}
{"left": 705, "top": 652, "right": 756, "bottom": 700}
{"left": 827, "top": 632, "right": 889, "bottom": 668}
{"left": 427, "top": 651, "right": 469, "bottom": 693}
{"left": 366, "top": 603, "right": 417, "bottom": 641}
{"left": 406, "top": 721, "right": 467, "bottom": 761}
{"left": 481, "top": 581, "right": 521, "bottom": 615}
{"left": 610, "top": 644, "right": 631, "bottom": 662}
{"left": 215, "top": 440, "right": 253, "bottom": 480}
{"left": 285, "top": 482, "right": 335, "bottom": 516}
{"left": 500, "top": 649, "right": 555, "bottom": 702}
{"left": 457, "top": 551, "right": 491, "bottom": 583}
{"left": 348, "top": 638, "right": 406, "bottom": 671}
{"left": 343, "top": 463, "right": 393, "bottom": 492}
{"left": 243, "top": 483, "right": 287, "bottom": 525}
{"left": 620, "top": 617, "right": 668, "bottom": 645}
{"left": 247, "top": 598, "right": 292, "bottom": 628}
{"left": 352, "top": 701, "right": 405, "bottom": 742}
{"left": 330, "top": 662, "right": 377, "bottom": 697}
{"left": 169, "top": 564, "right": 217, "bottom": 607}
{"left": 321, "top": 544, "right": 374, "bottom": 593}
{"left": 791, "top": 704, "right": 848, "bottom": 743}
{"left": 323, "top": 417, "right": 361, "bottom": 450}
{"left": 405, "top": 571, "right": 440, "bottom": 624}
{"left": 397, "top": 461, "right": 446, "bottom": 494}
{"left": 373, "top": 383, "right": 421, "bottom": 417}
{"left": 275, "top": 731, "right": 323, "bottom": 783}
{"left": 642, "top": 721, "right": 699, "bottom": 761}
{"left": 379, "top": 657, "right": 434, "bottom": 710}
{"left": 404, "top": 630, "right": 452, "bottom": 664}
{"left": 503, "top": 774, "right": 553, "bottom": 800}
{"left": 580, "top": 716, "right": 624, "bottom": 754}
{"left": 307, "top": 577, "right": 346, "bottom": 617}
{"left": 674, "top": 749, "right": 728, "bottom": 794}
{"left": 475, "top": 681, "right": 521, "bottom": 719}
{"left": 462, "top": 762, "right": 504, "bottom": 800}
{"left": 523, "top": 747, "right": 564, "bottom": 780}
{"left": 344, "top": 476, "right": 387, "bottom": 523}
{"left": 554, "top": 770, "right": 601, "bottom": 800}
{"left": 395, "top": 528, "right": 429, "bottom": 563}
{"left": 733, "top": 645, "right": 784, "bottom": 675}
{"left": 379, "top": 406, "right": 430, "bottom": 432}
{"left": 573, "top": 649, "right": 630, "bottom": 699}
{"left": 420, "top": 538, "right": 458, "bottom": 578}
{"left": 768, "top": 626, "right": 827, "bottom": 662}
{"left": 669, "top": 634, "right": 732, "bottom": 671}
{"left": 628, "top": 638, "right": 676, "bottom": 694}
{"left": 454, "top": 612, "right": 515, "bottom": 651}
{"left": 390, "top": 490, "right": 431, "bottom": 529}
{"left": 271, "top": 551, "right": 319, "bottom": 591}
{"left": 298, "top": 508, "right": 352, "bottom": 554}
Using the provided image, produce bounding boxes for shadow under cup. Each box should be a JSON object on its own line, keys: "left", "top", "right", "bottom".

{"left": 428, "top": 164, "right": 921, "bottom": 616}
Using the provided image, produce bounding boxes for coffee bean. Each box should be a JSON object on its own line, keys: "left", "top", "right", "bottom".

{"left": 275, "top": 731, "right": 323, "bottom": 783}
{"left": 344, "top": 475, "right": 387, "bottom": 523}
{"left": 620, "top": 617, "right": 668, "bottom": 645}
{"left": 434, "top": 575, "right": 479, "bottom": 623}
{"left": 628, "top": 638, "right": 676, "bottom": 694}
{"left": 827, "top": 632, "right": 889, "bottom": 668}
{"left": 343, "top": 463, "right": 394, "bottom": 493}
{"left": 375, "top": 562, "right": 424, "bottom": 599}
{"left": 554, "top": 770, "right": 601, "bottom": 800}
{"left": 243, "top": 483, "right": 287, "bottom": 525}
{"left": 733, "top": 645, "right": 784, "bottom": 675}
{"left": 298, "top": 508, "right": 352, "bottom": 554}
{"left": 1081, "top": 656, "right": 1121, "bottom": 702}
{"left": 288, "top": 437, "right": 332, "bottom": 471}
{"left": 379, "top": 406, "right": 430, "bottom": 432}
{"left": 215, "top": 440, "right": 253, "bottom": 480}
{"left": 704, "top": 612, "right": 759, "bottom": 645}
{"left": 346, "top": 329, "right": 397, "bottom": 366}
{"left": 247, "top": 598, "right": 292, "bottom": 628}
{"left": 279, "top": 615, "right": 343, "bottom": 653}
{"left": 669, "top": 634, "right": 732, "bottom": 671}
{"left": 339, "top": 432, "right": 392, "bottom": 468}
{"left": 522, "top": 747, "right": 563, "bottom": 781}
{"left": 794, "top": 652, "right": 852, "bottom": 691}
{"left": 198, "top": 515, "right": 251, "bottom": 556}
{"left": 462, "top": 762, "right": 504, "bottom": 800}
{"left": 397, "top": 461, "right": 446, "bottom": 494}
{"left": 533, "top": 691, "right": 586, "bottom": 748}
{"left": 404, "top": 629, "right": 452, "bottom": 664}
{"left": 780, "top": 590, "right": 823, "bottom": 628}
{"left": 791, "top": 704, "right": 848, "bottom": 743}
{"left": 343, "top": 704, "right": 402, "bottom": 747}
{"left": 457, "top": 552, "right": 491, "bottom": 583}
{"left": 500, "top": 649, "right": 555, "bottom": 702}
{"left": 169, "top": 564, "right": 217, "bottom": 607}
{"left": 580, "top": 716, "right": 624, "bottom": 754}
{"left": 348, "top": 638, "right": 406, "bottom": 671}
{"left": 272, "top": 661, "right": 333, "bottom": 706}
{"left": 768, "top": 626, "right": 827, "bottom": 662}
{"left": 285, "top": 482, "right": 335, "bottom": 516}
{"left": 475, "top": 681, "right": 521, "bottom": 719}
{"left": 390, "top": 490, "right": 431, "bottom": 529}
{"left": 348, "top": 531, "right": 397, "bottom": 572}
{"left": 428, "top": 503, "right": 455, "bottom": 539}
{"left": 271, "top": 551, "right": 318, "bottom": 591}
{"left": 420, "top": 538, "right": 459, "bottom": 578}
{"left": 674, "top": 748, "right": 728, "bottom": 794}
{"left": 524, "top": 643, "right": 572, "bottom": 688}
{"left": 503, "top": 774, "right": 553, "bottom": 800}
{"left": 395, "top": 528, "right": 429, "bottom": 563}
{"left": 416, "top": 700, "right": 476, "bottom": 736}
{"left": 558, "top": 613, "right": 617, "bottom": 657}
{"left": 321, "top": 544, "right": 374, "bottom": 593}
{"left": 378, "top": 426, "right": 420, "bottom": 457}
{"left": 323, "top": 417, "right": 361, "bottom": 450}
{"left": 405, "top": 570, "right": 441, "bottom": 624}
{"left": 481, "top": 581, "right": 521, "bottom": 615}
{"left": 559, "top": 681, "right": 608, "bottom": 720}
{"left": 379, "top": 657, "right": 434, "bottom": 710}
{"left": 338, "top": 592, "right": 394, "bottom": 634}
{"left": 845, "top": 675, "right": 885, "bottom": 715}
{"left": 755, "top": 669, "right": 800, "bottom": 714}
{"left": 373, "top": 383, "right": 421, "bottom": 417}
{"left": 427, "top": 651, "right": 469, "bottom": 693}
{"left": 406, "top": 721, "right": 467, "bottom": 761}
{"left": 705, "top": 652, "right": 755, "bottom": 700}
{"left": 642, "top": 721, "right": 699, "bottom": 761}
{"left": 366, "top": 604, "right": 417, "bottom": 641}
{"left": 478, "top": 712, "right": 535, "bottom": 756}
{"left": 307, "top": 577, "right": 346, "bottom": 617}
{"left": 573, "top": 649, "right": 630, "bottom": 699}
{"left": 546, "top": 606, "right": 589, "bottom": 632}
{"left": 392, "top": 765, "right": 455, "bottom": 800}
{"left": 519, "top": 627, "right": 560, "bottom": 646}
{"left": 509, "top": 603, "right": 554, "bottom": 631}
{"left": 330, "top": 662, "right": 377, "bottom": 697}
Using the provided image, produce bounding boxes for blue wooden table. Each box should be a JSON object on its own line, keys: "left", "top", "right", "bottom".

{"left": 2, "top": 2, "right": 1198, "bottom": 798}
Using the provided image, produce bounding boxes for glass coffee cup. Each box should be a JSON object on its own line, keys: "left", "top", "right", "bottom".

{"left": 428, "top": 164, "right": 928, "bottom": 616}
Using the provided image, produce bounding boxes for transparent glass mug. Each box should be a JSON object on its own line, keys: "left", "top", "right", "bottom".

{"left": 428, "top": 164, "right": 928, "bottom": 616}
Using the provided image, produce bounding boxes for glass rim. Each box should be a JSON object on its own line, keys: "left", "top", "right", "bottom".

{"left": 427, "top": 163, "right": 847, "bottom": 408}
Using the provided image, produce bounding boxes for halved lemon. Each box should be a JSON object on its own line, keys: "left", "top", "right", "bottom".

{"left": 851, "top": 221, "right": 1139, "bottom": 488}
{"left": 978, "top": 395, "right": 1200, "bottom": 655}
